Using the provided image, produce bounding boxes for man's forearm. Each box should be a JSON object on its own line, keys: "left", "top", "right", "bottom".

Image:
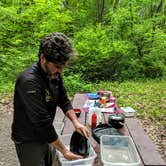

{"left": 51, "top": 138, "right": 68, "bottom": 155}
{"left": 66, "top": 109, "right": 80, "bottom": 127}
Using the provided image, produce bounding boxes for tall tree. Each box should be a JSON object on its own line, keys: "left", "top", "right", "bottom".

{"left": 96, "top": 0, "right": 105, "bottom": 22}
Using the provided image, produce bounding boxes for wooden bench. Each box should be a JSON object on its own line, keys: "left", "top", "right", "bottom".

{"left": 55, "top": 93, "right": 166, "bottom": 166}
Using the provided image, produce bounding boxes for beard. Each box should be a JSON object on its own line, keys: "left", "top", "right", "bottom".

{"left": 43, "top": 62, "right": 60, "bottom": 79}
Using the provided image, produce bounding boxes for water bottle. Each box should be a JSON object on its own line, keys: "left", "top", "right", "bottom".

{"left": 95, "top": 106, "right": 102, "bottom": 125}
{"left": 87, "top": 107, "right": 95, "bottom": 127}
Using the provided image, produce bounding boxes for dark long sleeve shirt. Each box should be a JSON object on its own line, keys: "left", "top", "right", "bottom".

{"left": 12, "top": 61, "right": 72, "bottom": 143}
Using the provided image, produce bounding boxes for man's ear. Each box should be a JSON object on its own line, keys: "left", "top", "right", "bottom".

{"left": 40, "top": 53, "right": 46, "bottom": 64}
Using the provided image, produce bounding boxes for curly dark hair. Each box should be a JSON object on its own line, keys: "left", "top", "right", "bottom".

{"left": 38, "top": 32, "right": 73, "bottom": 64}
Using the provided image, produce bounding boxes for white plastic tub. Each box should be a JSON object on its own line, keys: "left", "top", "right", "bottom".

{"left": 53, "top": 121, "right": 64, "bottom": 135}
{"left": 57, "top": 134, "right": 97, "bottom": 166}
{"left": 100, "top": 135, "right": 141, "bottom": 166}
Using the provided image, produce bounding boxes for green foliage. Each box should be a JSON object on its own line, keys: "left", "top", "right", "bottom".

{"left": 63, "top": 74, "right": 97, "bottom": 97}
{"left": 68, "top": 25, "right": 139, "bottom": 81}
{"left": 0, "top": 0, "right": 166, "bottom": 90}
{"left": 0, "top": 0, "right": 73, "bottom": 87}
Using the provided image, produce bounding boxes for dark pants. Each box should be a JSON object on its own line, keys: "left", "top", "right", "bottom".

{"left": 15, "top": 142, "right": 54, "bottom": 166}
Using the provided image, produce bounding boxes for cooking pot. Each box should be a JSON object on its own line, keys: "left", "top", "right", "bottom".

{"left": 108, "top": 114, "right": 125, "bottom": 129}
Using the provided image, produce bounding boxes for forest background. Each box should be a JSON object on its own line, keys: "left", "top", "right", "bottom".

{"left": 0, "top": 0, "right": 166, "bottom": 122}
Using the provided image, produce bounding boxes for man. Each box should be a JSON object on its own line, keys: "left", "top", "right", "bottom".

{"left": 11, "top": 32, "right": 90, "bottom": 166}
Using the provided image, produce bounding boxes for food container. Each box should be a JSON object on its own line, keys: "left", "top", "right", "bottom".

{"left": 100, "top": 135, "right": 141, "bottom": 166}
{"left": 53, "top": 122, "right": 64, "bottom": 135}
{"left": 87, "top": 93, "right": 100, "bottom": 100}
{"left": 108, "top": 114, "right": 125, "bottom": 129}
{"left": 57, "top": 134, "right": 97, "bottom": 166}
{"left": 101, "top": 96, "right": 107, "bottom": 104}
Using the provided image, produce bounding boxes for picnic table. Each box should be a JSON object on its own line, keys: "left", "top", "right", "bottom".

{"left": 54, "top": 93, "right": 166, "bottom": 166}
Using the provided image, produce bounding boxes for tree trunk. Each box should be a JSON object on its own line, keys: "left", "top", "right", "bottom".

{"left": 96, "top": 0, "right": 105, "bottom": 22}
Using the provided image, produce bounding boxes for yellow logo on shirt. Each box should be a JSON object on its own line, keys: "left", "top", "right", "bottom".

{"left": 45, "top": 89, "right": 52, "bottom": 102}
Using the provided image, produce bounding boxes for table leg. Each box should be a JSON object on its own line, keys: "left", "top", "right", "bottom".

{"left": 85, "top": 112, "right": 87, "bottom": 125}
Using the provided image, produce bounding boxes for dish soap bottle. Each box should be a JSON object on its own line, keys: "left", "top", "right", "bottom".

{"left": 91, "top": 112, "right": 97, "bottom": 129}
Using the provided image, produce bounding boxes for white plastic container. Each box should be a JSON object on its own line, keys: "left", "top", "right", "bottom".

{"left": 120, "top": 107, "right": 136, "bottom": 117}
{"left": 57, "top": 134, "right": 97, "bottom": 166}
{"left": 100, "top": 135, "right": 141, "bottom": 166}
{"left": 53, "top": 121, "right": 64, "bottom": 135}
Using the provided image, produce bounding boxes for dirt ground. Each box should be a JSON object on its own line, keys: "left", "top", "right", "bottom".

{"left": 0, "top": 96, "right": 165, "bottom": 166}
{"left": 0, "top": 108, "right": 19, "bottom": 165}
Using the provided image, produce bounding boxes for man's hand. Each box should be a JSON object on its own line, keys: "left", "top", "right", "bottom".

{"left": 52, "top": 138, "right": 83, "bottom": 161}
{"left": 74, "top": 122, "right": 90, "bottom": 139}
{"left": 66, "top": 109, "right": 90, "bottom": 138}
{"left": 63, "top": 150, "right": 83, "bottom": 160}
